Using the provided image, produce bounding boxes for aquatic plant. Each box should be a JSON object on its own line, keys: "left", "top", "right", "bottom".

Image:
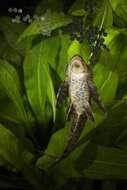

{"left": 0, "top": 0, "right": 127, "bottom": 189}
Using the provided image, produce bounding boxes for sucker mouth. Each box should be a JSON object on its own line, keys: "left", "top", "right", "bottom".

{"left": 74, "top": 63, "right": 80, "bottom": 68}
{"left": 71, "top": 69, "right": 84, "bottom": 74}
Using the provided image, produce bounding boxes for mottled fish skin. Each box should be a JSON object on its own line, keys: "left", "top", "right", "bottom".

{"left": 67, "top": 55, "right": 95, "bottom": 123}
{"left": 69, "top": 72, "right": 91, "bottom": 117}
{"left": 55, "top": 55, "right": 106, "bottom": 161}
{"left": 61, "top": 114, "right": 87, "bottom": 159}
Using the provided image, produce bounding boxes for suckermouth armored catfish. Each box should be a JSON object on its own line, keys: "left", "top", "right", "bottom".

{"left": 56, "top": 55, "right": 106, "bottom": 159}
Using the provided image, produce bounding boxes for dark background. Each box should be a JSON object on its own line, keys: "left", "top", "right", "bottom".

{"left": 0, "top": 0, "right": 74, "bottom": 16}
{"left": 0, "top": 0, "right": 38, "bottom": 15}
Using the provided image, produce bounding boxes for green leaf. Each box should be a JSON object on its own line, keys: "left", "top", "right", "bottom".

{"left": 24, "top": 38, "right": 56, "bottom": 124}
{"left": 93, "top": 34, "right": 122, "bottom": 105}
{"left": 69, "top": 0, "right": 87, "bottom": 16}
{"left": 104, "top": 28, "right": 121, "bottom": 45}
{"left": 48, "top": 142, "right": 127, "bottom": 187}
{"left": 80, "top": 41, "right": 91, "bottom": 63}
{"left": 18, "top": 12, "right": 72, "bottom": 42}
{"left": 91, "top": 100, "right": 127, "bottom": 147}
{"left": 0, "top": 59, "right": 28, "bottom": 124}
{"left": 35, "top": 122, "right": 86, "bottom": 189}
{"left": 36, "top": 123, "right": 71, "bottom": 169}
{"left": 75, "top": 143, "right": 127, "bottom": 179}
{"left": 93, "top": 0, "right": 113, "bottom": 29}
{"left": 46, "top": 36, "right": 60, "bottom": 70}
{"left": 94, "top": 33, "right": 127, "bottom": 104}
{"left": 56, "top": 34, "right": 71, "bottom": 80}
{"left": 111, "top": 34, "right": 127, "bottom": 98}
{"left": 0, "top": 124, "right": 42, "bottom": 190}
{"left": 0, "top": 25, "right": 22, "bottom": 66}
{"left": 67, "top": 39, "right": 81, "bottom": 58}
{"left": 110, "top": 0, "right": 127, "bottom": 26}
{"left": 2, "top": 45, "right": 22, "bottom": 66}
{"left": 0, "top": 16, "right": 26, "bottom": 55}
{"left": 0, "top": 41, "right": 21, "bottom": 66}
{"left": 0, "top": 124, "right": 23, "bottom": 168}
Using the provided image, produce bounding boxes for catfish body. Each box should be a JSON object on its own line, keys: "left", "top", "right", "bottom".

{"left": 67, "top": 56, "right": 95, "bottom": 123}
{"left": 56, "top": 55, "right": 106, "bottom": 159}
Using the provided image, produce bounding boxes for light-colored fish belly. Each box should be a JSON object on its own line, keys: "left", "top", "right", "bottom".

{"left": 69, "top": 76, "right": 90, "bottom": 115}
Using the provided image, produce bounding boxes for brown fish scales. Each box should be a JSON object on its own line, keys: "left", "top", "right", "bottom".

{"left": 56, "top": 55, "right": 106, "bottom": 159}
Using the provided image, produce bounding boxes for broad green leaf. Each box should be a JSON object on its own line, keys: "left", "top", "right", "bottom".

{"left": 0, "top": 30, "right": 33, "bottom": 67}
{"left": 0, "top": 18, "right": 34, "bottom": 65}
{"left": 36, "top": 123, "right": 71, "bottom": 169}
{"left": 0, "top": 16, "right": 26, "bottom": 55}
{"left": 93, "top": 0, "right": 113, "bottom": 29}
{"left": 2, "top": 45, "right": 22, "bottom": 66}
{"left": 104, "top": 28, "right": 121, "bottom": 44}
{"left": 80, "top": 41, "right": 91, "bottom": 62}
{"left": 111, "top": 34, "right": 127, "bottom": 98}
{"left": 46, "top": 36, "right": 60, "bottom": 70}
{"left": 0, "top": 59, "right": 28, "bottom": 124}
{"left": 39, "top": 131, "right": 127, "bottom": 188}
{"left": 51, "top": 143, "right": 127, "bottom": 187}
{"left": 37, "top": 147, "right": 83, "bottom": 189}
{"left": 75, "top": 143, "right": 127, "bottom": 179}
{"left": 18, "top": 12, "right": 72, "bottom": 42}
{"left": 67, "top": 39, "right": 81, "bottom": 58}
{"left": 0, "top": 124, "right": 23, "bottom": 168}
{"left": 99, "top": 70, "right": 118, "bottom": 105}
{"left": 69, "top": 0, "right": 87, "bottom": 16}
{"left": 24, "top": 38, "right": 56, "bottom": 124}
{"left": 92, "top": 97, "right": 127, "bottom": 150}
{"left": 110, "top": 0, "right": 127, "bottom": 26}
{"left": 94, "top": 33, "right": 127, "bottom": 105}
{"left": 0, "top": 124, "right": 42, "bottom": 190}
{"left": 91, "top": 100, "right": 127, "bottom": 147}
{"left": 56, "top": 34, "right": 71, "bottom": 80}
{"left": 0, "top": 25, "right": 22, "bottom": 66}
{"left": 93, "top": 34, "right": 122, "bottom": 105}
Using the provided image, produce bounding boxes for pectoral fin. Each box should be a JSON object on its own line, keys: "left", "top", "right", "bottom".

{"left": 56, "top": 78, "right": 69, "bottom": 107}
{"left": 88, "top": 80, "right": 106, "bottom": 112}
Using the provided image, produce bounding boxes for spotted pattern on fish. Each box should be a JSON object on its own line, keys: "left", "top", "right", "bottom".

{"left": 56, "top": 55, "right": 106, "bottom": 161}
{"left": 69, "top": 72, "right": 90, "bottom": 116}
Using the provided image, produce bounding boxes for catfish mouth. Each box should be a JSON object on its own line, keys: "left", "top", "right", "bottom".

{"left": 69, "top": 55, "right": 87, "bottom": 74}
{"left": 74, "top": 63, "right": 81, "bottom": 69}
{"left": 71, "top": 67, "right": 85, "bottom": 74}
{"left": 71, "top": 62, "right": 85, "bottom": 73}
